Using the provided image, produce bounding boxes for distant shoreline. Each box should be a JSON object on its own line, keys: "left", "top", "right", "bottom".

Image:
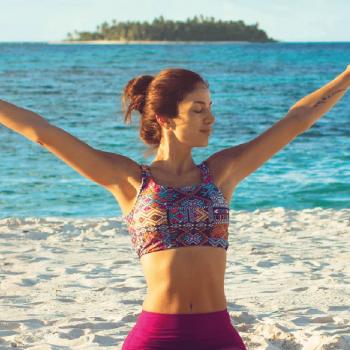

{"left": 48, "top": 40, "right": 253, "bottom": 45}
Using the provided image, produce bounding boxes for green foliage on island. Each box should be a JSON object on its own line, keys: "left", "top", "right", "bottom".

{"left": 65, "top": 15, "right": 277, "bottom": 42}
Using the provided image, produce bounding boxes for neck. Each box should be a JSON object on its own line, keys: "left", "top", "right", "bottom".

{"left": 152, "top": 141, "right": 196, "bottom": 176}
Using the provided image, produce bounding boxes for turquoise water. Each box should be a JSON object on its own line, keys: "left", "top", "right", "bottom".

{"left": 0, "top": 42, "right": 349, "bottom": 218}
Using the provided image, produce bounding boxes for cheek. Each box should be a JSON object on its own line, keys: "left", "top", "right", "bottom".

{"left": 174, "top": 118, "right": 202, "bottom": 139}
{"left": 175, "top": 128, "right": 197, "bottom": 142}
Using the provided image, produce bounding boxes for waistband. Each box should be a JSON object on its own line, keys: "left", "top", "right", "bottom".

{"left": 141, "top": 308, "right": 228, "bottom": 317}
{"left": 137, "top": 308, "right": 232, "bottom": 331}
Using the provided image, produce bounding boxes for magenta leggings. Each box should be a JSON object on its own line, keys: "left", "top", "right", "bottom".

{"left": 121, "top": 308, "right": 247, "bottom": 350}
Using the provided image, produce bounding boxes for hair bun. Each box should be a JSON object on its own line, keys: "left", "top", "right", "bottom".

{"left": 130, "top": 75, "right": 154, "bottom": 96}
{"left": 123, "top": 75, "right": 154, "bottom": 115}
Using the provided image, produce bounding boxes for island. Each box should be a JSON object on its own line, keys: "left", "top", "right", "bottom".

{"left": 62, "top": 15, "right": 278, "bottom": 43}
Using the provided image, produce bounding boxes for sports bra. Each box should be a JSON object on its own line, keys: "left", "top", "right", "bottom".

{"left": 122, "top": 160, "right": 230, "bottom": 259}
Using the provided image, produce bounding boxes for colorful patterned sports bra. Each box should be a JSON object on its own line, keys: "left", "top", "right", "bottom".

{"left": 123, "top": 160, "right": 230, "bottom": 259}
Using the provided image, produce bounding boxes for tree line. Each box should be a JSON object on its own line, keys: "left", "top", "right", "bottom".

{"left": 65, "top": 15, "right": 277, "bottom": 42}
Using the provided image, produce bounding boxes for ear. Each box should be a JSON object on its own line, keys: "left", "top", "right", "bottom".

{"left": 155, "top": 114, "right": 169, "bottom": 128}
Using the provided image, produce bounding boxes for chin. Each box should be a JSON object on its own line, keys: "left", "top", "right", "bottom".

{"left": 188, "top": 138, "right": 209, "bottom": 147}
{"left": 198, "top": 140, "right": 209, "bottom": 147}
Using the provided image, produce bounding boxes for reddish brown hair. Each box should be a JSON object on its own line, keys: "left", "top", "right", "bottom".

{"left": 122, "top": 68, "right": 209, "bottom": 150}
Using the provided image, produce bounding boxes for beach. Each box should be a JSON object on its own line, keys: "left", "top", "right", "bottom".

{"left": 1, "top": 207, "right": 349, "bottom": 349}
{"left": 1, "top": 41, "right": 349, "bottom": 350}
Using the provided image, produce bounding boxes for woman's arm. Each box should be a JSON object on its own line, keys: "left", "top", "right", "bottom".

{"left": 208, "top": 65, "right": 350, "bottom": 186}
{"left": 290, "top": 66, "right": 350, "bottom": 128}
{"left": 0, "top": 99, "right": 139, "bottom": 191}
{"left": 0, "top": 99, "right": 48, "bottom": 144}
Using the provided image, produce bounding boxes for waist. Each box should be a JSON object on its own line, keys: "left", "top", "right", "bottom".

{"left": 142, "top": 289, "right": 227, "bottom": 314}
{"left": 140, "top": 246, "right": 227, "bottom": 313}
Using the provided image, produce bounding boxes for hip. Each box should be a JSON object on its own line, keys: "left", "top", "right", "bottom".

{"left": 121, "top": 308, "right": 247, "bottom": 350}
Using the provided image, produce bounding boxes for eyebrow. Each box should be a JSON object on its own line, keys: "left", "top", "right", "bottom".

{"left": 192, "top": 101, "right": 213, "bottom": 105}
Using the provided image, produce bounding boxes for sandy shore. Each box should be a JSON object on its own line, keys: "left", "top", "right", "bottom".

{"left": 48, "top": 40, "right": 252, "bottom": 45}
{"left": 0, "top": 207, "right": 349, "bottom": 349}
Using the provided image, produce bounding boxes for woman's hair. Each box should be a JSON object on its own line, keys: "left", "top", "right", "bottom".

{"left": 121, "top": 68, "right": 209, "bottom": 154}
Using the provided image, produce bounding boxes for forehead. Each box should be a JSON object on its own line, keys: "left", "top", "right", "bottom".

{"left": 180, "top": 84, "right": 211, "bottom": 106}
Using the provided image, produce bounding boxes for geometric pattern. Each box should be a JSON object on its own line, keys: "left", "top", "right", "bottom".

{"left": 123, "top": 160, "right": 230, "bottom": 259}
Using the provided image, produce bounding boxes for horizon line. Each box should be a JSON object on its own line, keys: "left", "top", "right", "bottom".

{"left": 1, "top": 40, "right": 350, "bottom": 43}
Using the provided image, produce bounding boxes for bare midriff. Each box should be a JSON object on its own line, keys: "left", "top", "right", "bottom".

{"left": 140, "top": 245, "right": 227, "bottom": 314}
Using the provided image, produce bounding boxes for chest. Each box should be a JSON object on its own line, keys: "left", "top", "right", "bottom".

{"left": 128, "top": 182, "right": 230, "bottom": 226}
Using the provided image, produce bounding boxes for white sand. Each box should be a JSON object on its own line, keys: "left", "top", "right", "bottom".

{"left": 0, "top": 207, "right": 349, "bottom": 349}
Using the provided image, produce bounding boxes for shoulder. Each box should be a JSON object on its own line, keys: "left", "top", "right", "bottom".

{"left": 205, "top": 143, "right": 245, "bottom": 175}
{"left": 95, "top": 151, "right": 142, "bottom": 189}
{"left": 95, "top": 152, "right": 145, "bottom": 208}
{"left": 203, "top": 143, "right": 246, "bottom": 188}
{"left": 102, "top": 153, "right": 144, "bottom": 215}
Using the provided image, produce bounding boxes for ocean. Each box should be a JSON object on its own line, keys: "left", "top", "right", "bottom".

{"left": 0, "top": 42, "right": 349, "bottom": 218}
{"left": 1, "top": 42, "right": 349, "bottom": 350}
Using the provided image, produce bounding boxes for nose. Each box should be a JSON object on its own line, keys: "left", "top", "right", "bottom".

{"left": 208, "top": 112, "right": 215, "bottom": 125}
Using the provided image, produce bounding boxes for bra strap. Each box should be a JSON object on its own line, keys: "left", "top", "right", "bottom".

{"left": 140, "top": 164, "right": 150, "bottom": 177}
{"left": 200, "top": 160, "right": 212, "bottom": 184}
{"left": 141, "top": 163, "right": 211, "bottom": 185}
{"left": 139, "top": 164, "right": 151, "bottom": 189}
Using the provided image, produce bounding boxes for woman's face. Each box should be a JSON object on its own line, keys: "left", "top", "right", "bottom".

{"left": 167, "top": 82, "right": 216, "bottom": 147}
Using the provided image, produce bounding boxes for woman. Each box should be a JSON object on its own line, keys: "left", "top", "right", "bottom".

{"left": 1, "top": 67, "right": 349, "bottom": 349}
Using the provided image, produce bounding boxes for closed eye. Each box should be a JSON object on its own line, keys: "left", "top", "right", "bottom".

{"left": 192, "top": 101, "right": 213, "bottom": 113}
{"left": 194, "top": 108, "right": 212, "bottom": 114}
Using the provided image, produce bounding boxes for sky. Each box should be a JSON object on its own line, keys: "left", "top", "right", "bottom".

{"left": 1, "top": 0, "right": 349, "bottom": 42}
